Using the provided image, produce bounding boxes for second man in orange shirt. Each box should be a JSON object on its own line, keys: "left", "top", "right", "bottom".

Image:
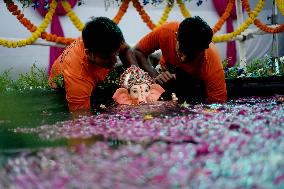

{"left": 133, "top": 16, "right": 227, "bottom": 103}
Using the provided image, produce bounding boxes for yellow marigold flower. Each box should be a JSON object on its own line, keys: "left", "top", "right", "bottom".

{"left": 7, "top": 41, "right": 13, "bottom": 48}
{"left": 144, "top": 114, "right": 153, "bottom": 120}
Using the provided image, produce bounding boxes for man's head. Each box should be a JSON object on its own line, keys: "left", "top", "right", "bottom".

{"left": 176, "top": 16, "right": 213, "bottom": 62}
{"left": 82, "top": 17, "right": 125, "bottom": 68}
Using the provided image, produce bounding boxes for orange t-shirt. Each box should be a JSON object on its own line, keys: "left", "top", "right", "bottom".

{"left": 136, "top": 22, "right": 227, "bottom": 102}
{"left": 49, "top": 38, "right": 110, "bottom": 112}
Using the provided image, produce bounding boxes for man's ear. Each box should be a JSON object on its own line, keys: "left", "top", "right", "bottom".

{"left": 113, "top": 88, "right": 133, "bottom": 105}
{"left": 175, "top": 32, "right": 179, "bottom": 41}
{"left": 147, "top": 84, "right": 165, "bottom": 102}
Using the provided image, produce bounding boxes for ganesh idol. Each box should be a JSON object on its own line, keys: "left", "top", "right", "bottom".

{"left": 112, "top": 65, "right": 165, "bottom": 105}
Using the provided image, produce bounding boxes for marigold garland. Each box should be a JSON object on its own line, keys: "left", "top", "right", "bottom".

{"left": 113, "top": 0, "right": 130, "bottom": 24}
{"left": 0, "top": 0, "right": 58, "bottom": 48}
{"left": 4, "top": 0, "right": 74, "bottom": 47}
{"left": 156, "top": 0, "right": 174, "bottom": 28}
{"left": 2, "top": 0, "right": 281, "bottom": 48}
{"left": 59, "top": 0, "right": 130, "bottom": 28}
{"left": 276, "top": 0, "right": 284, "bottom": 16}
{"left": 243, "top": 0, "right": 284, "bottom": 33}
{"left": 213, "top": 0, "right": 265, "bottom": 43}
{"left": 61, "top": 0, "right": 85, "bottom": 31}
{"left": 132, "top": 0, "right": 156, "bottom": 30}
{"left": 212, "top": 0, "right": 235, "bottom": 33}
{"left": 176, "top": 0, "right": 191, "bottom": 18}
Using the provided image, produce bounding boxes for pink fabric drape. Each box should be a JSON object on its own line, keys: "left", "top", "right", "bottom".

{"left": 213, "top": 0, "right": 237, "bottom": 67}
{"left": 36, "top": 0, "right": 77, "bottom": 74}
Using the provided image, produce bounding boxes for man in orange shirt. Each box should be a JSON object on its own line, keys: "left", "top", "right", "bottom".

{"left": 133, "top": 16, "right": 227, "bottom": 103}
{"left": 49, "top": 17, "right": 137, "bottom": 113}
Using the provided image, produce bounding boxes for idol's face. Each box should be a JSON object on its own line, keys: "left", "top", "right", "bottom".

{"left": 129, "top": 83, "right": 150, "bottom": 103}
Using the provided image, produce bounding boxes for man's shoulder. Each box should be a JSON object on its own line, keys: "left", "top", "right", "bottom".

{"left": 66, "top": 38, "right": 84, "bottom": 53}
{"left": 207, "top": 43, "right": 221, "bottom": 57}
{"left": 158, "top": 21, "right": 180, "bottom": 31}
{"left": 203, "top": 43, "right": 223, "bottom": 75}
{"left": 152, "top": 22, "right": 179, "bottom": 41}
{"left": 59, "top": 38, "right": 85, "bottom": 63}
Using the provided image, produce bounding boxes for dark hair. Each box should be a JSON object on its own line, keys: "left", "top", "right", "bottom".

{"left": 177, "top": 16, "right": 213, "bottom": 55}
{"left": 82, "top": 17, "right": 125, "bottom": 55}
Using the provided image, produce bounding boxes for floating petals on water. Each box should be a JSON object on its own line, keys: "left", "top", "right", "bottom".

{"left": 2, "top": 97, "right": 284, "bottom": 188}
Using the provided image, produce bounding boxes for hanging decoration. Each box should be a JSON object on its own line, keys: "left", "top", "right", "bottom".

{"left": 15, "top": 0, "right": 208, "bottom": 6}
{"left": 36, "top": 0, "right": 78, "bottom": 74}
{"left": 176, "top": 0, "right": 191, "bottom": 18}
{"left": 113, "top": 0, "right": 130, "bottom": 24}
{"left": 213, "top": 0, "right": 265, "bottom": 43}
{"left": 212, "top": 0, "right": 235, "bottom": 34}
{"left": 2, "top": 0, "right": 283, "bottom": 52}
{"left": 5, "top": 0, "right": 75, "bottom": 45}
{"left": 61, "top": 0, "right": 85, "bottom": 31}
{"left": 243, "top": 0, "right": 284, "bottom": 33}
{"left": 276, "top": 0, "right": 284, "bottom": 16}
{"left": 31, "top": 0, "right": 40, "bottom": 9}
{"left": 132, "top": 0, "right": 156, "bottom": 30}
{"left": 213, "top": 0, "right": 237, "bottom": 67}
{"left": 156, "top": 0, "right": 175, "bottom": 27}
{"left": 0, "top": 0, "right": 57, "bottom": 48}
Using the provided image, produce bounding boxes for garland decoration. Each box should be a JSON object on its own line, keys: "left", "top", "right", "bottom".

{"left": 113, "top": 0, "right": 130, "bottom": 24}
{"left": 132, "top": 0, "right": 156, "bottom": 30}
{"left": 61, "top": 0, "right": 85, "bottom": 31}
{"left": 276, "top": 0, "right": 284, "bottom": 16}
{"left": 176, "top": 0, "right": 191, "bottom": 18}
{"left": 4, "top": 0, "right": 74, "bottom": 46}
{"left": 2, "top": 0, "right": 283, "bottom": 48}
{"left": 243, "top": 0, "right": 284, "bottom": 33}
{"left": 0, "top": 0, "right": 57, "bottom": 48}
{"left": 156, "top": 0, "right": 174, "bottom": 28}
{"left": 213, "top": 0, "right": 265, "bottom": 42}
{"left": 212, "top": 0, "right": 235, "bottom": 33}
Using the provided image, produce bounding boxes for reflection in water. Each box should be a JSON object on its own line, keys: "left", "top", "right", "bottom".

{"left": 0, "top": 89, "right": 70, "bottom": 129}
{"left": 104, "top": 101, "right": 196, "bottom": 118}
{"left": 0, "top": 89, "right": 70, "bottom": 149}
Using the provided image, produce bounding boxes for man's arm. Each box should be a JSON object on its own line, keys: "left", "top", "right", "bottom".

{"left": 134, "top": 47, "right": 176, "bottom": 84}
{"left": 118, "top": 42, "right": 139, "bottom": 68}
{"left": 133, "top": 26, "right": 177, "bottom": 85}
{"left": 134, "top": 48, "right": 159, "bottom": 78}
{"left": 131, "top": 27, "right": 164, "bottom": 77}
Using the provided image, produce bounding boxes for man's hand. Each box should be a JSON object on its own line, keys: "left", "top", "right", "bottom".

{"left": 154, "top": 71, "right": 176, "bottom": 85}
